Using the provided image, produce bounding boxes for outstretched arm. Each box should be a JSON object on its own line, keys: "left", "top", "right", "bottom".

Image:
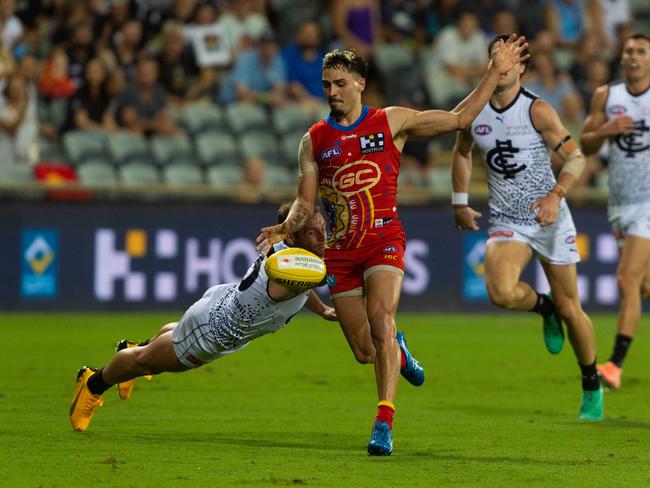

{"left": 580, "top": 84, "right": 635, "bottom": 155}
{"left": 256, "top": 132, "right": 319, "bottom": 253}
{"left": 389, "top": 34, "right": 529, "bottom": 143}
{"left": 305, "top": 291, "right": 337, "bottom": 321}
{"left": 530, "top": 99, "right": 586, "bottom": 226}
{"left": 451, "top": 129, "right": 482, "bottom": 231}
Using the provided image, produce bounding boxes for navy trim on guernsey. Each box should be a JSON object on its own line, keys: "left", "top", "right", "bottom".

{"left": 521, "top": 87, "right": 543, "bottom": 134}
{"left": 625, "top": 80, "right": 650, "bottom": 97}
{"left": 489, "top": 88, "right": 523, "bottom": 113}
{"left": 326, "top": 105, "right": 369, "bottom": 132}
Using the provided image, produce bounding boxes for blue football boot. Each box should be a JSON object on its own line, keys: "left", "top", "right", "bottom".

{"left": 397, "top": 331, "right": 425, "bottom": 386}
{"left": 367, "top": 421, "right": 393, "bottom": 456}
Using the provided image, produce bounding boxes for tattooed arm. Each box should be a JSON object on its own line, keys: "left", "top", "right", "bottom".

{"left": 256, "top": 132, "right": 319, "bottom": 253}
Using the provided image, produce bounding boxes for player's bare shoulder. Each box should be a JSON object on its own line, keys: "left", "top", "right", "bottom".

{"left": 530, "top": 97, "right": 562, "bottom": 130}
{"left": 589, "top": 84, "right": 610, "bottom": 113}
{"left": 298, "top": 131, "right": 318, "bottom": 177}
{"left": 384, "top": 106, "right": 417, "bottom": 143}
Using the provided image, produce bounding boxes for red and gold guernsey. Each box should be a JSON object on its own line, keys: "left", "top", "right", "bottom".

{"left": 309, "top": 106, "right": 405, "bottom": 250}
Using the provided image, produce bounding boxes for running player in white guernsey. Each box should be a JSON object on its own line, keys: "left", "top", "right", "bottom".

{"left": 69, "top": 203, "right": 336, "bottom": 432}
{"left": 581, "top": 34, "right": 650, "bottom": 390}
{"left": 452, "top": 34, "right": 603, "bottom": 421}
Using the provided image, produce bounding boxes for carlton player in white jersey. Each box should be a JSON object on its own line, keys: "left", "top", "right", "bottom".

{"left": 451, "top": 34, "right": 603, "bottom": 420}
{"left": 69, "top": 203, "right": 336, "bottom": 432}
{"left": 581, "top": 34, "right": 650, "bottom": 390}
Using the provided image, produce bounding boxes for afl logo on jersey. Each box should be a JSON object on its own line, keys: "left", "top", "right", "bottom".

{"left": 474, "top": 124, "right": 492, "bottom": 136}
{"left": 609, "top": 105, "right": 627, "bottom": 115}
{"left": 320, "top": 146, "right": 342, "bottom": 160}
{"left": 332, "top": 160, "right": 381, "bottom": 196}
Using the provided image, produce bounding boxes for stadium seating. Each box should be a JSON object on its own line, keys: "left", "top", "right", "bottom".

{"left": 108, "top": 131, "right": 151, "bottom": 165}
{"left": 195, "top": 131, "right": 242, "bottom": 166}
{"left": 265, "top": 165, "right": 294, "bottom": 188}
{"left": 62, "top": 131, "right": 110, "bottom": 166}
{"left": 280, "top": 131, "right": 303, "bottom": 163}
{"left": 77, "top": 161, "right": 117, "bottom": 185}
{"left": 119, "top": 162, "right": 160, "bottom": 185}
{"left": 163, "top": 163, "right": 204, "bottom": 187}
{"left": 206, "top": 164, "right": 243, "bottom": 190}
{"left": 271, "top": 104, "right": 313, "bottom": 135}
{"left": 239, "top": 132, "right": 285, "bottom": 166}
{"left": 182, "top": 102, "right": 226, "bottom": 135}
{"left": 225, "top": 103, "right": 269, "bottom": 134}
{"left": 150, "top": 134, "right": 195, "bottom": 166}
{"left": 0, "top": 164, "right": 34, "bottom": 182}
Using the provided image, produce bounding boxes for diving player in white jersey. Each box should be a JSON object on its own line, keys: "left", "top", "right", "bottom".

{"left": 581, "top": 34, "right": 650, "bottom": 390}
{"left": 451, "top": 34, "right": 603, "bottom": 420}
{"left": 69, "top": 202, "right": 336, "bottom": 432}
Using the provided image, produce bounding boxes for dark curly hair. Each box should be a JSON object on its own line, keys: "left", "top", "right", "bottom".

{"left": 322, "top": 49, "right": 368, "bottom": 78}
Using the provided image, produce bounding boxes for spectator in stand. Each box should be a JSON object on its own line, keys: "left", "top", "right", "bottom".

{"left": 169, "top": 0, "right": 198, "bottom": 25}
{"left": 218, "top": 0, "right": 271, "bottom": 55}
{"left": 0, "top": 0, "right": 23, "bottom": 48}
{"left": 222, "top": 32, "right": 287, "bottom": 106}
{"left": 65, "top": 20, "right": 96, "bottom": 89}
{"left": 131, "top": 0, "right": 173, "bottom": 45}
{"left": 458, "top": 0, "right": 507, "bottom": 33}
{"left": 67, "top": 58, "right": 118, "bottom": 133}
{"left": 569, "top": 33, "right": 603, "bottom": 89}
{"left": 424, "top": 0, "right": 459, "bottom": 39}
{"left": 266, "top": 0, "right": 326, "bottom": 45}
{"left": 117, "top": 56, "right": 183, "bottom": 136}
{"left": 525, "top": 52, "right": 580, "bottom": 114}
{"left": 0, "top": 73, "right": 39, "bottom": 165}
{"left": 380, "top": 0, "right": 427, "bottom": 51}
{"left": 487, "top": 10, "right": 519, "bottom": 40}
{"left": 184, "top": 3, "right": 232, "bottom": 69}
{"left": 38, "top": 48, "right": 76, "bottom": 100}
{"left": 281, "top": 20, "right": 326, "bottom": 110}
{"left": 578, "top": 56, "right": 610, "bottom": 107}
{"left": 426, "top": 10, "right": 488, "bottom": 108}
{"left": 608, "top": 22, "right": 635, "bottom": 79}
{"left": 156, "top": 21, "right": 216, "bottom": 106}
{"left": 97, "top": 0, "right": 131, "bottom": 50}
{"left": 544, "top": 0, "right": 586, "bottom": 48}
{"left": 112, "top": 19, "right": 144, "bottom": 86}
{"left": 16, "top": 53, "right": 58, "bottom": 143}
{"left": 587, "top": 0, "right": 631, "bottom": 53}
{"left": 331, "top": 0, "right": 380, "bottom": 59}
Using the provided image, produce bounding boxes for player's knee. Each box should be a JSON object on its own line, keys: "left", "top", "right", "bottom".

{"left": 486, "top": 283, "right": 517, "bottom": 309}
{"left": 368, "top": 319, "right": 396, "bottom": 348}
{"left": 617, "top": 270, "right": 641, "bottom": 295}
{"left": 351, "top": 347, "right": 374, "bottom": 364}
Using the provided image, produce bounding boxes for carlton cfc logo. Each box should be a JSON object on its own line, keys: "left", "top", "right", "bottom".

{"left": 332, "top": 160, "right": 381, "bottom": 196}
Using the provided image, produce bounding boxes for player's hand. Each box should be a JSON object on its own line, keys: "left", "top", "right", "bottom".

{"left": 256, "top": 223, "right": 289, "bottom": 255}
{"left": 453, "top": 206, "right": 482, "bottom": 231}
{"left": 490, "top": 33, "right": 529, "bottom": 76}
{"left": 600, "top": 115, "right": 636, "bottom": 136}
{"left": 320, "top": 306, "right": 337, "bottom": 321}
{"left": 531, "top": 193, "right": 560, "bottom": 226}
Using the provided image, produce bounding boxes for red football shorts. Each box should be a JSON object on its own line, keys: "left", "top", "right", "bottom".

{"left": 324, "top": 236, "right": 406, "bottom": 297}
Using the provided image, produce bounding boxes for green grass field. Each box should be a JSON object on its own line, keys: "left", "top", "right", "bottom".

{"left": 2, "top": 312, "right": 649, "bottom": 487}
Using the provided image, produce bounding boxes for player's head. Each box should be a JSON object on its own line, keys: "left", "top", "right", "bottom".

{"left": 277, "top": 202, "right": 326, "bottom": 258}
{"left": 322, "top": 49, "right": 367, "bottom": 117}
{"left": 488, "top": 34, "right": 529, "bottom": 91}
{"left": 621, "top": 34, "right": 650, "bottom": 82}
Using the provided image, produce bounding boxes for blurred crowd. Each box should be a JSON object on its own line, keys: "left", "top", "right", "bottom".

{"left": 0, "top": 0, "right": 649, "bottom": 201}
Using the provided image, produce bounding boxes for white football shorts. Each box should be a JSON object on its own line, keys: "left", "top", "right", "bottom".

{"left": 486, "top": 204, "right": 580, "bottom": 265}
{"left": 172, "top": 284, "right": 242, "bottom": 368}
{"left": 608, "top": 201, "right": 650, "bottom": 247}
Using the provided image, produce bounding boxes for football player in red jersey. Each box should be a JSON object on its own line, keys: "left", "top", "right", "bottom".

{"left": 257, "top": 34, "right": 529, "bottom": 456}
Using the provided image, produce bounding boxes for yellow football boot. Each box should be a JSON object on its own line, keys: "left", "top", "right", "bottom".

{"left": 70, "top": 366, "right": 103, "bottom": 432}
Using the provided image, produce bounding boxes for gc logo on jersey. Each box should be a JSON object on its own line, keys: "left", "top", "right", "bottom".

{"left": 332, "top": 160, "right": 381, "bottom": 196}
{"left": 360, "top": 132, "right": 384, "bottom": 154}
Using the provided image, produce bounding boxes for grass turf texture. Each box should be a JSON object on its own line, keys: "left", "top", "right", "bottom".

{"left": 2, "top": 312, "right": 649, "bottom": 487}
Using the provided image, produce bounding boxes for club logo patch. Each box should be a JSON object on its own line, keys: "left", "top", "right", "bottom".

{"left": 383, "top": 245, "right": 397, "bottom": 252}
{"left": 320, "top": 146, "right": 341, "bottom": 160}
{"left": 474, "top": 124, "right": 492, "bottom": 136}
{"left": 332, "top": 160, "right": 381, "bottom": 196}
{"left": 609, "top": 105, "right": 627, "bottom": 115}
{"left": 359, "top": 132, "right": 384, "bottom": 154}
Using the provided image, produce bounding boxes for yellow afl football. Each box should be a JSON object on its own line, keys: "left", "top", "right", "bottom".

{"left": 264, "top": 247, "right": 326, "bottom": 290}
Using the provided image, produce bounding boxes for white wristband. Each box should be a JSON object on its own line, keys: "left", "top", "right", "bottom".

{"left": 451, "top": 192, "right": 469, "bottom": 206}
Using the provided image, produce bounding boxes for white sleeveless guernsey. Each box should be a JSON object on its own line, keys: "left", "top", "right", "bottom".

{"left": 605, "top": 81, "right": 650, "bottom": 206}
{"left": 471, "top": 87, "right": 560, "bottom": 226}
{"left": 172, "top": 242, "right": 311, "bottom": 367}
